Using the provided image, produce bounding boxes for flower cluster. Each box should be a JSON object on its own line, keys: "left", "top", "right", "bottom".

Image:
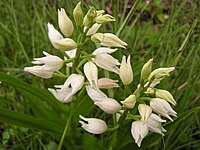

{"left": 24, "top": 2, "right": 177, "bottom": 147}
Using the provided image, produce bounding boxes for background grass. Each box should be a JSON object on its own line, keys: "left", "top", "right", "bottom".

{"left": 0, "top": 0, "right": 200, "bottom": 149}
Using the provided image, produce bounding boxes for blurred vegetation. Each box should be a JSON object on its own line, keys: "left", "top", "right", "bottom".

{"left": 0, "top": 0, "right": 200, "bottom": 149}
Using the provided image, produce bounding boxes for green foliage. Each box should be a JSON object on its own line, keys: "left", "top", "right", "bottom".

{"left": 0, "top": 0, "right": 200, "bottom": 149}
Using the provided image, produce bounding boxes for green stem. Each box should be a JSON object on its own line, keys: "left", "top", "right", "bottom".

{"left": 57, "top": 104, "right": 73, "bottom": 150}
{"left": 63, "top": 57, "right": 77, "bottom": 63}
{"left": 53, "top": 73, "right": 68, "bottom": 78}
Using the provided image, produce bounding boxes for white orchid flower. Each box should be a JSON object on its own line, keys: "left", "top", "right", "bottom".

{"left": 79, "top": 115, "right": 107, "bottom": 134}
{"left": 150, "top": 98, "right": 177, "bottom": 121}
{"left": 91, "top": 33, "right": 127, "bottom": 48}
{"left": 48, "top": 74, "right": 84, "bottom": 103}
{"left": 131, "top": 120, "right": 149, "bottom": 147}
{"left": 86, "top": 85, "right": 121, "bottom": 114}
{"left": 31, "top": 51, "right": 63, "bottom": 71}
{"left": 24, "top": 66, "right": 53, "bottom": 78}
{"left": 92, "top": 47, "right": 120, "bottom": 74}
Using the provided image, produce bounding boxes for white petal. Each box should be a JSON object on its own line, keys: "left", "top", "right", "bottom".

{"left": 84, "top": 61, "right": 98, "bottom": 87}
{"left": 24, "top": 66, "right": 53, "bottom": 78}
{"left": 47, "top": 23, "right": 63, "bottom": 49}
{"left": 79, "top": 115, "right": 107, "bottom": 134}
{"left": 92, "top": 47, "right": 118, "bottom": 55}
{"left": 131, "top": 121, "right": 148, "bottom": 147}
{"left": 86, "top": 86, "right": 107, "bottom": 101}
{"left": 94, "top": 98, "right": 121, "bottom": 114}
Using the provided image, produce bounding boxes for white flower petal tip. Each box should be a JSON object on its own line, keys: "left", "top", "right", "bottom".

{"left": 150, "top": 98, "right": 177, "bottom": 122}
{"left": 119, "top": 55, "right": 133, "bottom": 85}
{"left": 131, "top": 121, "right": 148, "bottom": 147}
{"left": 24, "top": 66, "right": 53, "bottom": 78}
{"left": 79, "top": 115, "right": 107, "bottom": 134}
{"left": 98, "top": 78, "right": 119, "bottom": 89}
{"left": 47, "top": 23, "right": 63, "bottom": 49}
{"left": 48, "top": 74, "right": 84, "bottom": 103}
{"left": 138, "top": 104, "right": 152, "bottom": 121}
{"left": 84, "top": 61, "right": 98, "bottom": 87}
{"left": 58, "top": 8, "right": 74, "bottom": 37}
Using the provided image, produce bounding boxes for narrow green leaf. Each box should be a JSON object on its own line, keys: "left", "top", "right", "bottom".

{"left": 0, "top": 108, "right": 64, "bottom": 135}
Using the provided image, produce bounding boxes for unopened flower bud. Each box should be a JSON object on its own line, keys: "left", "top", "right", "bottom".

{"left": 141, "top": 58, "right": 153, "bottom": 81}
{"left": 79, "top": 115, "right": 107, "bottom": 134}
{"left": 148, "top": 67, "right": 175, "bottom": 81}
{"left": 119, "top": 55, "right": 133, "bottom": 85}
{"left": 53, "top": 38, "right": 77, "bottom": 51}
{"left": 138, "top": 104, "right": 152, "bottom": 121}
{"left": 91, "top": 33, "right": 127, "bottom": 48}
{"left": 73, "top": 2, "right": 84, "bottom": 26}
{"left": 145, "top": 87, "right": 155, "bottom": 95}
{"left": 155, "top": 89, "right": 176, "bottom": 105}
{"left": 96, "top": 10, "right": 105, "bottom": 16}
{"left": 121, "top": 95, "right": 136, "bottom": 108}
{"left": 83, "top": 7, "right": 97, "bottom": 27}
{"left": 95, "top": 14, "right": 116, "bottom": 24}
{"left": 58, "top": 8, "right": 74, "bottom": 37}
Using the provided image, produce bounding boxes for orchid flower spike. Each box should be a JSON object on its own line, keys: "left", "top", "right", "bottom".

{"left": 79, "top": 115, "right": 107, "bottom": 134}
